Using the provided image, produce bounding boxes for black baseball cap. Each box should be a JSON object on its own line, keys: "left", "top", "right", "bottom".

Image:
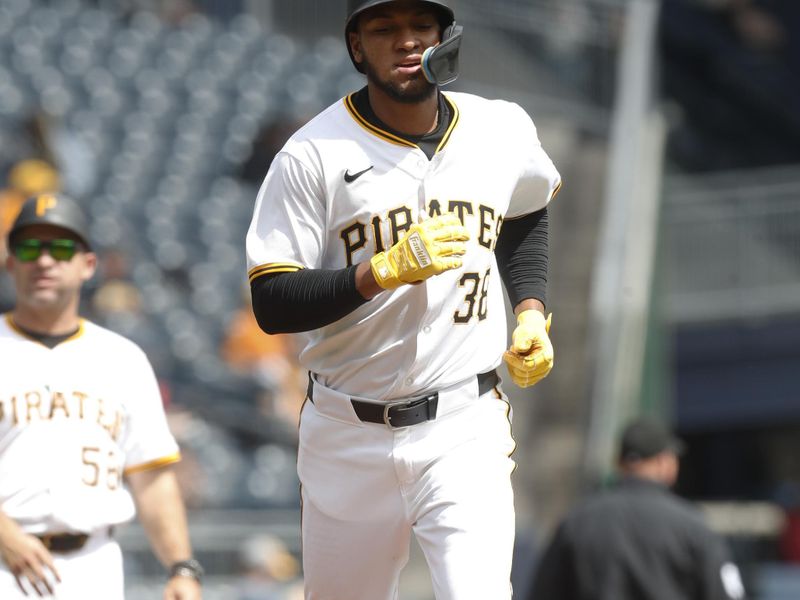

{"left": 7, "top": 193, "right": 92, "bottom": 250}
{"left": 618, "top": 416, "right": 685, "bottom": 463}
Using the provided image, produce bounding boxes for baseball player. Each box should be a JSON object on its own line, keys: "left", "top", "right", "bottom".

{"left": 246, "top": 1, "right": 561, "bottom": 598}
{"left": 0, "top": 194, "right": 203, "bottom": 599}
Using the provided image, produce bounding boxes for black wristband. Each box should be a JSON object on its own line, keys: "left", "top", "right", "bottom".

{"left": 168, "top": 559, "right": 204, "bottom": 582}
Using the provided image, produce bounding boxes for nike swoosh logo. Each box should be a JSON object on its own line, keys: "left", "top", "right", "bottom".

{"left": 344, "top": 165, "right": 374, "bottom": 183}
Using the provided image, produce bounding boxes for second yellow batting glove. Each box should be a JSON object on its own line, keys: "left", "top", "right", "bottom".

{"left": 503, "top": 310, "right": 554, "bottom": 388}
{"left": 370, "top": 213, "right": 469, "bottom": 290}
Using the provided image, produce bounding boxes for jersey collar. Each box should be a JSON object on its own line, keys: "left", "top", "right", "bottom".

{"left": 4, "top": 313, "right": 85, "bottom": 347}
{"left": 344, "top": 90, "right": 460, "bottom": 154}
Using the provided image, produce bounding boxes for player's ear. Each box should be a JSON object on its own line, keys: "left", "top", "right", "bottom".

{"left": 349, "top": 30, "right": 364, "bottom": 66}
{"left": 80, "top": 251, "right": 98, "bottom": 282}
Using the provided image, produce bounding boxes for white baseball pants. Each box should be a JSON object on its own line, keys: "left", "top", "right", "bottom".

{"left": 299, "top": 373, "right": 516, "bottom": 600}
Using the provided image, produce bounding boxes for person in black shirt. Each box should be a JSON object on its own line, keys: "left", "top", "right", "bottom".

{"left": 527, "top": 416, "right": 746, "bottom": 600}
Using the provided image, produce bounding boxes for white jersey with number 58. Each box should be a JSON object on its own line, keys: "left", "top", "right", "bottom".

{"left": 246, "top": 91, "right": 561, "bottom": 400}
{"left": 0, "top": 316, "right": 180, "bottom": 534}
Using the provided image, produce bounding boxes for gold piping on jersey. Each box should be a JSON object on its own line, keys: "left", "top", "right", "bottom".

{"left": 501, "top": 395, "right": 518, "bottom": 471}
{"left": 343, "top": 93, "right": 461, "bottom": 153}
{"left": 4, "top": 314, "right": 86, "bottom": 346}
{"left": 123, "top": 452, "right": 181, "bottom": 475}
{"left": 344, "top": 94, "right": 416, "bottom": 148}
{"left": 247, "top": 262, "right": 304, "bottom": 283}
{"left": 503, "top": 179, "right": 563, "bottom": 222}
{"left": 481, "top": 378, "right": 517, "bottom": 466}
{"left": 550, "top": 179, "right": 563, "bottom": 202}
{"left": 436, "top": 93, "right": 460, "bottom": 153}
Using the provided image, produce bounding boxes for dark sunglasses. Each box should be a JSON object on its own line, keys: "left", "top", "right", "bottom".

{"left": 12, "top": 238, "right": 83, "bottom": 262}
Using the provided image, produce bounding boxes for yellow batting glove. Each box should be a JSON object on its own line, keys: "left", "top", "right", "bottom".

{"left": 503, "top": 310, "right": 554, "bottom": 388}
{"left": 370, "top": 213, "right": 469, "bottom": 290}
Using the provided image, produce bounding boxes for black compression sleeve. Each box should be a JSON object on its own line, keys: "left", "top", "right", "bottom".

{"left": 250, "top": 265, "right": 369, "bottom": 334}
{"left": 495, "top": 206, "right": 549, "bottom": 309}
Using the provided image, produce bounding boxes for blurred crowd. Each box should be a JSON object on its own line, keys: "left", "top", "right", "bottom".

{"left": 660, "top": 0, "right": 800, "bottom": 172}
{"left": 0, "top": 2, "right": 357, "bottom": 593}
{"left": 0, "top": 3, "right": 319, "bottom": 517}
{"left": 0, "top": 150, "right": 306, "bottom": 512}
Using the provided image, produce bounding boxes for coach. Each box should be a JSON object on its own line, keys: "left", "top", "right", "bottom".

{"left": 527, "top": 417, "right": 746, "bottom": 600}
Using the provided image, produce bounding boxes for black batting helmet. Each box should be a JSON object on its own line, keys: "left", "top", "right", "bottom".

{"left": 345, "top": 0, "right": 455, "bottom": 74}
{"left": 7, "top": 193, "right": 92, "bottom": 250}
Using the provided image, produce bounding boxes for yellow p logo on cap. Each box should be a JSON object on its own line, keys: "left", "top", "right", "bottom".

{"left": 35, "top": 194, "right": 58, "bottom": 217}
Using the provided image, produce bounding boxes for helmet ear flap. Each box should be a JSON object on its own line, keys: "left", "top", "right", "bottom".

{"left": 441, "top": 21, "right": 460, "bottom": 42}
{"left": 421, "top": 22, "right": 463, "bottom": 86}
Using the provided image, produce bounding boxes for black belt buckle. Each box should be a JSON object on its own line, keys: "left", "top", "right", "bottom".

{"left": 383, "top": 394, "right": 438, "bottom": 428}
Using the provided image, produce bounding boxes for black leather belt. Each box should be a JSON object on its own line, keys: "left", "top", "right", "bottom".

{"left": 36, "top": 532, "right": 90, "bottom": 553}
{"left": 308, "top": 369, "right": 499, "bottom": 428}
{"left": 36, "top": 526, "right": 114, "bottom": 554}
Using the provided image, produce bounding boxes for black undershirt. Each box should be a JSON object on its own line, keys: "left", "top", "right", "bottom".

{"left": 251, "top": 90, "right": 550, "bottom": 334}
{"left": 352, "top": 87, "right": 451, "bottom": 160}
{"left": 252, "top": 266, "right": 366, "bottom": 335}
{"left": 495, "top": 207, "right": 549, "bottom": 308}
{"left": 13, "top": 320, "right": 80, "bottom": 348}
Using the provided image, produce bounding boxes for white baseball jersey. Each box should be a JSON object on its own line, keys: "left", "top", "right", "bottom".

{"left": 0, "top": 314, "right": 180, "bottom": 534}
{"left": 246, "top": 91, "right": 561, "bottom": 399}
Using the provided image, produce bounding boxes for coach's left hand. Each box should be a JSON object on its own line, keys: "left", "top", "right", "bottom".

{"left": 503, "top": 310, "right": 553, "bottom": 388}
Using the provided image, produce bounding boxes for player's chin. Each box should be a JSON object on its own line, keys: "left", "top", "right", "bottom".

{"left": 395, "top": 79, "right": 436, "bottom": 103}
{"left": 27, "top": 289, "right": 65, "bottom": 306}
{"left": 400, "top": 72, "right": 429, "bottom": 88}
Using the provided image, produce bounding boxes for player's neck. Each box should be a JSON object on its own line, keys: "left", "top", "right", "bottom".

{"left": 367, "top": 87, "right": 439, "bottom": 137}
{"left": 11, "top": 303, "right": 82, "bottom": 337}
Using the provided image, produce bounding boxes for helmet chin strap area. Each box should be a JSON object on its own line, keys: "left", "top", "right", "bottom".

{"left": 421, "top": 22, "right": 463, "bottom": 86}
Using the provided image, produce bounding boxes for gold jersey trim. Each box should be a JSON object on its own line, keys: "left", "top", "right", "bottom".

{"left": 502, "top": 396, "right": 518, "bottom": 470}
{"left": 4, "top": 314, "right": 86, "bottom": 346}
{"left": 437, "top": 93, "right": 460, "bottom": 153}
{"left": 343, "top": 93, "right": 460, "bottom": 153}
{"left": 248, "top": 262, "right": 304, "bottom": 283}
{"left": 550, "top": 179, "right": 563, "bottom": 201}
{"left": 344, "top": 94, "right": 416, "bottom": 148}
{"left": 504, "top": 179, "right": 563, "bottom": 222}
{"left": 124, "top": 452, "right": 181, "bottom": 475}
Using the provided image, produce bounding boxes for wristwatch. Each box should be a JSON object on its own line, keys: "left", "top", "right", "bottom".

{"left": 168, "top": 558, "right": 204, "bottom": 583}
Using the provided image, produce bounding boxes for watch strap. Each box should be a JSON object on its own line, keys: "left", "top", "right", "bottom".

{"left": 168, "top": 558, "right": 204, "bottom": 582}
